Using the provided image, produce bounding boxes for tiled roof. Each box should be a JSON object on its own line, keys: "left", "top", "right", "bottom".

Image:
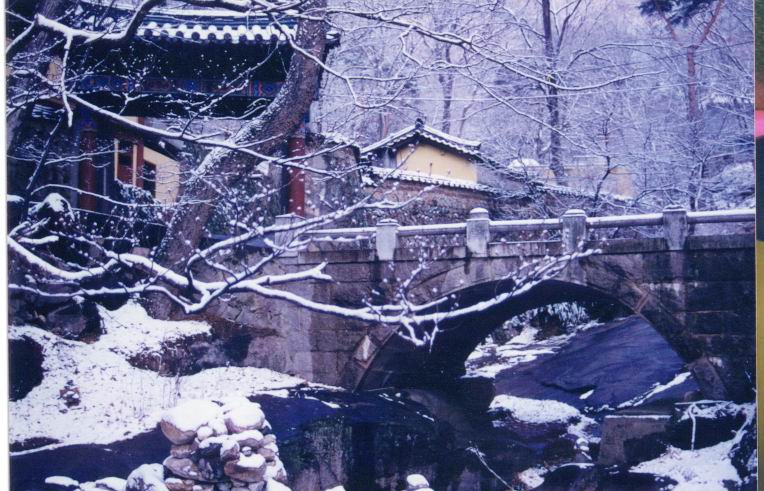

{"left": 79, "top": 2, "right": 298, "bottom": 45}
{"left": 138, "top": 14, "right": 295, "bottom": 44}
{"left": 361, "top": 119, "right": 482, "bottom": 158}
{"left": 364, "top": 166, "right": 495, "bottom": 193}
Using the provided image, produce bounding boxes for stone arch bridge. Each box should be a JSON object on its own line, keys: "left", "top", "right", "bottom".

{"left": 261, "top": 207, "right": 754, "bottom": 400}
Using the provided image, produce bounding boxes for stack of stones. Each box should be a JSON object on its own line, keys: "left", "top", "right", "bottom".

{"left": 158, "top": 397, "right": 290, "bottom": 491}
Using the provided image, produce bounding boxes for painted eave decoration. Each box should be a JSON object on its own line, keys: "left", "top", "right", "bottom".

{"left": 78, "top": 1, "right": 299, "bottom": 45}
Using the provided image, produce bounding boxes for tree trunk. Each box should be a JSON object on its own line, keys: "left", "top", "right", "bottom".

{"left": 542, "top": 0, "right": 566, "bottom": 185}
{"left": 439, "top": 45, "right": 455, "bottom": 134}
{"left": 686, "top": 45, "right": 704, "bottom": 210}
{"left": 145, "top": 0, "right": 328, "bottom": 319}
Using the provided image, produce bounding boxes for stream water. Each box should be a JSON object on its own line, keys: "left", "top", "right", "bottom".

{"left": 9, "top": 317, "right": 714, "bottom": 490}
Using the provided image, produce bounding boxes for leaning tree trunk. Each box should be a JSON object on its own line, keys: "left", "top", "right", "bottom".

{"left": 145, "top": 1, "right": 328, "bottom": 319}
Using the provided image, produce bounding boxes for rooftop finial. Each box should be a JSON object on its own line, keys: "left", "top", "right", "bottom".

{"left": 414, "top": 117, "right": 425, "bottom": 129}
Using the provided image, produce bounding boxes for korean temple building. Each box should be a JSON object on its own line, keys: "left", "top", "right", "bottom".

{"left": 8, "top": 2, "right": 329, "bottom": 234}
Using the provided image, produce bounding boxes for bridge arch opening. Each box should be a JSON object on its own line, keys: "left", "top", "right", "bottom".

{"left": 355, "top": 277, "right": 691, "bottom": 394}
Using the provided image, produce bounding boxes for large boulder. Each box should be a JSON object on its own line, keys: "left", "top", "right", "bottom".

{"left": 45, "top": 299, "right": 102, "bottom": 341}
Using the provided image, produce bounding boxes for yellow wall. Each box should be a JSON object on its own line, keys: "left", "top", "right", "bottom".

{"left": 144, "top": 147, "right": 180, "bottom": 204}
{"left": 395, "top": 143, "right": 477, "bottom": 182}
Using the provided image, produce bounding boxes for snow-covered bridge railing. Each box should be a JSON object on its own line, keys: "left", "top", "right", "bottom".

{"left": 302, "top": 207, "right": 755, "bottom": 261}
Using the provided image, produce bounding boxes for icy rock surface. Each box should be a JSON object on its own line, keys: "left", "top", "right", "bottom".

{"left": 406, "top": 473, "right": 433, "bottom": 491}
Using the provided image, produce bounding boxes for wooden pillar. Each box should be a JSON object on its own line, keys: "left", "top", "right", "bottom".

{"left": 134, "top": 139, "right": 145, "bottom": 188}
{"left": 134, "top": 117, "right": 145, "bottom": 189}
{"left": 286, "top": 124, "right": 306, "bottom": 216}
{"left": 78, "top": 113, "right": 98, "bottom": 211}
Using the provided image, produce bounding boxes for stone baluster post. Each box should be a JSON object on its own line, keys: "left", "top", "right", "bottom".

{"left": 376, "top": 219, "right": 399, "bottom": 261}
{"left": 466, "top": 207, "right": 491, "bottom": 257}
{"left": 662, "top": 205, "right": 688, "bottom": 251}
{"left": 274, "top": 213, "right": 304, "bottom": 257}
{"left": 561, "top": 209, "right": 587, "bottom": 254}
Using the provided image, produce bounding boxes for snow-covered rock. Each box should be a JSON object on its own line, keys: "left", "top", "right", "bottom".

{"left": 224, "top": 403, "right": 266, "bottom": 433}
{"left": 631, "top": 440, "right": 741, "bottom": 490}
{"left": 231, "top": 430, "right": 264, "bottom": 449}
{"left": 406, "top": 474, "right": 430, "bottom": 490}
{"left": 97, "top": 302, "right": 211, "bottom": 361}
{"left": 517, "top": 467, "right": 547, "bottom": 488}
{"left": 224, "top": 453, "right": 267, "bottom": 482}
{"left": 169, "top": 441, "right": 198, "bottom": 459}
{"left": 220, "top": 439, "right": 241, "bottom": 462}
{"left": 44, "top": 476, "right": 80, "bottom": 490}
{"left": 258, "top": 442, "right": 279, "bottom": 461}
{"left": 489, "top": 395, "right": 580, "bottom": 425}
{"left": 154, "top": 399, "right": 290, "bottom": 490}
{"left": 125, "top": 464, "right": 167, "bottom": 491}
{"left": 92, "top": 477, "right": 128, "bottom": 491}
{"left": 264, "top": 459, "right": 288, "bottom": 482}
{"left": 265, "top": 480, "right": 291, "bottom": 491}
{"left": 162, "top": 457, "right": 201, "bottom": 481}
{"left": 160, "top": 400, "right": 221, "bottom": 444}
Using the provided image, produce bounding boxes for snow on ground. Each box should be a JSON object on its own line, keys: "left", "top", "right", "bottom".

{"left": 631, "top": 441, "right": 740, "bottom": 490}
{"left": 466, "top": 322, "right": 600, "bottom": 378}
{"left": 630, "top": 403, "right": 755, "bottom": 490}
{"left": 489, "top": 395, "right": 580, "bottom": 425}
{"left": 10, "top": 317, "right": 305, "bottom": 453}
{"left": 97, "top": 302, "right": 211, "bottom": 358}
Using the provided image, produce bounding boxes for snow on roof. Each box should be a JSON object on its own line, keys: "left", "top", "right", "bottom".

{"left": 360, "top": 121, "right": 628, "bottom": 203}
{"left": 365, "top": 166, "right": 495, "bottom": 193}
{"left": 361, "top": 119, "right": 482, "bottom": 157}
{"left": 81, "top": 1, "right": 297, "bottom": 44}
{"left": 138, "top": 17, "right": 294, "bottom": 44}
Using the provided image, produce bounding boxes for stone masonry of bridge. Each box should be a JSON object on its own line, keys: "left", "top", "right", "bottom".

{"left": 206, "top": 208, "right": 755, "bottom": 401}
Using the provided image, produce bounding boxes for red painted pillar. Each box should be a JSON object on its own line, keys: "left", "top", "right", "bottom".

{"left": 133, "top": 117, "right": 145, "bottom": 189}
{"left": 287, "top": 126, "right": 306, "bottom": 216}
{"left": 78, "top": 125, "right": 98, "bottom": 212}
